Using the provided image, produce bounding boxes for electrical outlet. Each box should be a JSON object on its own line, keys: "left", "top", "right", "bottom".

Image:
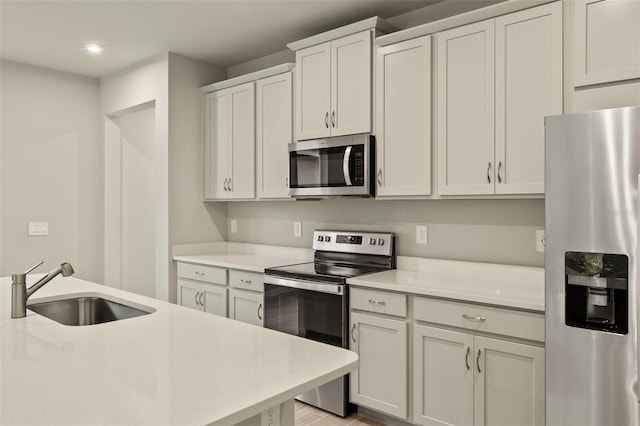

{"left": 416, "top": 225, "right": 428, "bottom": 245}
{"left": 260, "top": 407, "right": 280, "bottom": 426}
{"left": 28, "top": 222, "right": 48, "bottom": 236}
{"left": 294, "top": 221, "right": 302, "bottom": 238}
{"left": 230, "top": 219, "right": 237, "bottom": 233}
{"left": 536, "top": 230, "right": 545, "bottom": 252}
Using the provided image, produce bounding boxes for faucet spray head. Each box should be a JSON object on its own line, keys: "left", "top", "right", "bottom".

{"left": 60, "top": 263, "right": 74, "bottom": 277}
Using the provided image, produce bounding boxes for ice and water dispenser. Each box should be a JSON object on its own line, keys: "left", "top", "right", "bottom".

{"left": 565, "top": 252, "right": 628, "bottom": 334}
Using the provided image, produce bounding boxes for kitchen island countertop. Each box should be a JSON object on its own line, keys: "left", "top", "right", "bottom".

{"left": 0, "top": 276, "right": 358, "bottom": 425}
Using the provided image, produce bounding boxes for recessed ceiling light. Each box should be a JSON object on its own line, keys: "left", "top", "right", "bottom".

{"left": 84, "top": 43, "right": 104, "bottom": 54}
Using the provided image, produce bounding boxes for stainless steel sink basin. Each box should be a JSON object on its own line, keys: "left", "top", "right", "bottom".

{"left": 28, "top": 294, "right": 154, "bottom": 326}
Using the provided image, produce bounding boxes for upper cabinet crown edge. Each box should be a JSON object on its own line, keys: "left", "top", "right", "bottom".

{"left": 200, "top": 63, "right": 295, "bottom": 94}
{"left": 287, "top": 16, "right": 397, "bottom": 51}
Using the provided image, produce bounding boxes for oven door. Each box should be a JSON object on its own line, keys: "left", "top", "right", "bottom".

{"left": 288, "top": 134, "right": 373, "bottom": 198}
{"left": 263, "top": 276, "right": 347, "bottom": 348}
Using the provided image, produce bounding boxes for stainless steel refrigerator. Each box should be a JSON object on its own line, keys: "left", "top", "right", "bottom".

{"left": 545, "top": 105, "right": 640, "bottom": 426}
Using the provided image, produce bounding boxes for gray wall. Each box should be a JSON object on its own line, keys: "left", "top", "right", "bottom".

{"left": 227, "top": 199, "right": 545, "bottom": 267}
{"left": 0, "top": 60, "right": 103, "bottom": 281}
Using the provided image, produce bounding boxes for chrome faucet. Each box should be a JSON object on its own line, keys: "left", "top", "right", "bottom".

{"left": 11, "top": 261, "right": 74, "bottom": 318}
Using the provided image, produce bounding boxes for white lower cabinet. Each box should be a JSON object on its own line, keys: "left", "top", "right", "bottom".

{"left": 413, "top": 297, "right": 545, "bottom": 426}
{"left": 349, "top": 287, "right": 408, "bottom": 420}
{"left": 178, "top": 278, "right": 228, "bottom": 317}
{"left": 229, "top": 288, "right": 264, "bottom": 327}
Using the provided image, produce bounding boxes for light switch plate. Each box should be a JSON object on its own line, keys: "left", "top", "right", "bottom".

{"left": 29, "top": 222, "right": 48, "bottom": 236}
{"left": 230, "top": 219, "right": 237, "bottom": 233}
{"left": 416, "top": 225, "right": 428, "bottom": 245}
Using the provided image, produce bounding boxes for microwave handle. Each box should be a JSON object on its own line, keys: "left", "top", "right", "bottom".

{"left": 343, "top": 146, "right": 352, "bottom": 186}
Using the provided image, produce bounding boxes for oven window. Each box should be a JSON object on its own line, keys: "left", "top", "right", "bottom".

{"left": 264, "top": 284, "right": 344, "bottom": 347}
{"left": 289, "top": 146, "right": 348, "bottom": 188}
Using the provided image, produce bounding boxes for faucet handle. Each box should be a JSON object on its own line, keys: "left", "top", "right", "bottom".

{"left": 24, "top": 261, "right": 44, "bottom": 275}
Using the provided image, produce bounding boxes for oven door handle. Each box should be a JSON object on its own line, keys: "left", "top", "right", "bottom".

{"left": 264, "top": 276, "right": 344, "bottom": 295}
{"left": 343, "top": 146, "right": 352, "bottom": 186}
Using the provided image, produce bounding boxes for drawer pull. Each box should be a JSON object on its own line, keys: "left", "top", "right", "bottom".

{"left": 462, "top": 314, "right": 486, "bottom": 322}
{"left": 477, "top": 349, "right": 482, "bottom": 373}
{"left": 368, "top": 299, "right": 386, "bottom": 306}
{"left": 195, "top": 271, "right": 205, "bottom": 276}
{"left": 241, "top": 279, "right": 253, "bottom": 284}
{"left": 465, "top": 347, "right": 471, "bottom": 370}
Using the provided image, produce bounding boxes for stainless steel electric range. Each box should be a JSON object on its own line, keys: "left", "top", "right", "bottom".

{"left": 264, "top": 230, "right": 396, "bottom": 417}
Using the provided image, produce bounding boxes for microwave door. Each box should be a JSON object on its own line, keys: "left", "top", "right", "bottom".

{"left": 343, "top": 146, "right": 352, "bottom": 186}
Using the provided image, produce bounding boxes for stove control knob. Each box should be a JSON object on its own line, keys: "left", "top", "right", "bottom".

{"left": 378, "top": 238, "right": 385, "bottom": 246}
{"left": 325, "top": 236, "right": 331, "bottom": 242}
{"left": 369, "top": 238, "right": 376, "bottom": 245}
{"left": 317, "top": 236, "right": 324, "bottom": 242}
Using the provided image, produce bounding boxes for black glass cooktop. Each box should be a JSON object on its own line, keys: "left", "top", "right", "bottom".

{"left": 265, "top": 261, "right": 385, "bottom": 284}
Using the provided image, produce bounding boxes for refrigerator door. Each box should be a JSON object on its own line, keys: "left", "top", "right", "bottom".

{"left": 545, "top": 106, "right": 640, "bottom": 426}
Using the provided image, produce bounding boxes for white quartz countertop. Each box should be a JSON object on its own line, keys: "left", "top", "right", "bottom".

{"left": 173, "top": 254, "right": 307, "bottom": 273}
{"left": 347, "top": 259, "right": 544, "bottom": 312}
{"left": 0, "top": 276, "right": 358, "bottom": 425}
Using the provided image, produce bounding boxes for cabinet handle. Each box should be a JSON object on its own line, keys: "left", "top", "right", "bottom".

{"left": 368, "top": 299, "right": 386, "bottom": 306}
{"left": 331, "top": 111, "right": 336, "bottom": 128}
{"left": 497, "top": 161, "right": 503, "bottom": 184}
{"left": 487, "top": 162, "right": 492, "bottom": 184}
{"left": 240, "top": 279, "right": 253, "bottom": 284}
{"left": 351, "top": 323, "right": 357, "bottom": 343}
{"left": 199, "top": 292, "right": 204, "bottom": 307}
{"left": 286, "top": 177, "right": 289, "bottom": 187}
{"left": 325, "top": 112, "right": 329, "bottom": 128}
{"left": 195, "top": 271, "right": 205, "bottom": 276}
{"left": 477, "top": 349, "right": 482, "bottom": 373}
{"left": 194, "top": 291, "right": 200, "bottom": 306}
{"left": 377, "top": 169, "right": 382, "bottom": 186}
{"left": 257, "top": 303, "right": 263, "bottom": 320}
{"left": 465, "top": 347, "right": 471, "bottom": 370}
{"left": 228, "top": 178, "right": 232, "bottom": 191}
{"left": 223, "top": 178, "right": 229, "bottom": 191}
{"left": 462, "top": 314, "right": 486, "bottom": 322}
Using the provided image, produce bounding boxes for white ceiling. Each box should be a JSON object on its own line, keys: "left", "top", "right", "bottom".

{"left": 0, "top": 0, "right": 442, "bottom": 78}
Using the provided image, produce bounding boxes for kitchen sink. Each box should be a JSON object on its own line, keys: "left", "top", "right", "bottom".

{"left": 28, "top": 294, "right": 154, "bottom": 326}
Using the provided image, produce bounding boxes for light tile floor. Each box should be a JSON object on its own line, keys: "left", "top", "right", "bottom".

{"left": 294, "top": 401, "right": 384, "bottom": 426}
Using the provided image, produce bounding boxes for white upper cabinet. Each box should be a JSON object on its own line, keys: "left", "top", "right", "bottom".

{"left": 494, "top": 2, "right": 562, "bottom": 195}
{"left": 436, "top": 20, "right": 495, "bottom": 196}
{"left": 295, "top": 31, "right": 372, "bottom": 140}
{"left": 573, "top": 0, "right": 640, "bottom": 87}
{"left": 256, "top": 72, "right": 293, "bottom": 199}
{"left": 204, "top": 82, "right": 255, "bottom": 200}
{"left": 437, "top": 2, "right": 562, "bottom": 196}
{"left": 375, "top": 35, "right": 432, "bottom": 198}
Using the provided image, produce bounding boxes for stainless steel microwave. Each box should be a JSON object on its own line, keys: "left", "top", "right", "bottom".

{"left": 288, "top": 133, "right": 374, "bottom": 198}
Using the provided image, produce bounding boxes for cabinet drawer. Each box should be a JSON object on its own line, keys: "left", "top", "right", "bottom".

{"left": 350, "top": 287, "right": 407, "bottom": 318}
{"left": 413, "top": 297, "right": 544, "bottom": 342}
{"left": 229, "top": 270, "right": 264, "bottom": 292}
{"left": 177, "top": 262, "right": 226, "bottom": 285}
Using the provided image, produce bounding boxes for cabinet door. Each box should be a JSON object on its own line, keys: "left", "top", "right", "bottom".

{"left": 474, "top": 337, "right": 545, "bottom": 426}
{"left": 573, "top": 0, "right": 640, "bottom": 86}
{"left": 204, "top": 90, "right": 229, "bottom": 200}
{"left": 413, "top": 325, "right": 474, "bottom": 426}
{"left": 229, "top": 288, "right": 264, "bottom": 327}
{"left": 349, "top": 312, "right": 407, "bottom": 419}
{"left": 296, "top": 42, "right": 331, "bottom": 140}
{"left": 376, "top": 35, "right": 431, "bottom": 197}
{"left": 331, "top": 31, "right": 372, "bottom": 136}
{"left": 256, "top": 72, "right": 292, "bottom": 199}
{"left": 437, "top": 20, "right": 495, "bottom": 195}
{"left": 495, "top": 2, "right": 562, "bottom": 195}
{"left": 228, "top": 82, "right": 255, "bottom": 199}
{"left": 177, "top": 278, "right": 203, "bottom": 311}
{"left": 202, "top": 283, "right": 228, "bottom": 317}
